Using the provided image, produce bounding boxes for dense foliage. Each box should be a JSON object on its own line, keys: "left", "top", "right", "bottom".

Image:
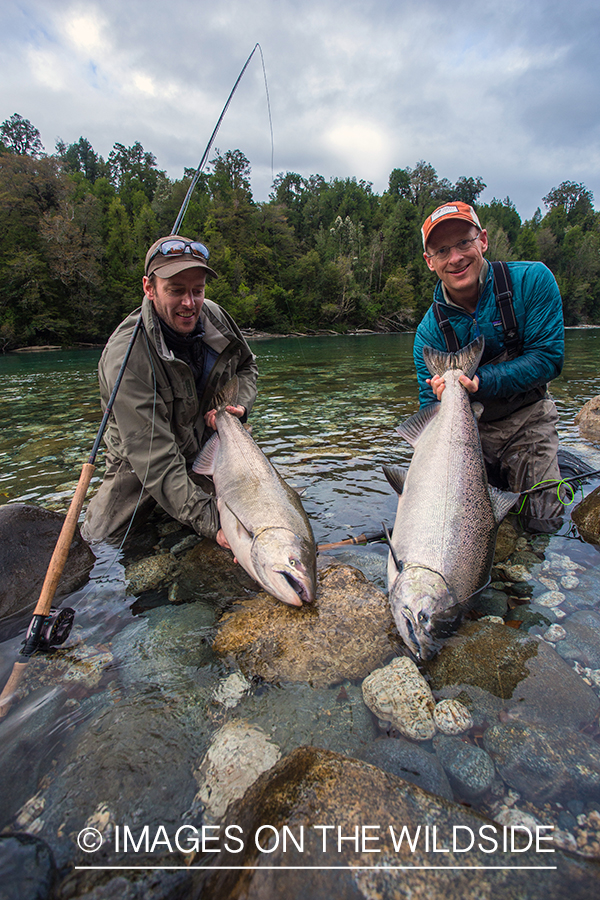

{"left": 1, "top": 114, "right": 599, "bottom": 349}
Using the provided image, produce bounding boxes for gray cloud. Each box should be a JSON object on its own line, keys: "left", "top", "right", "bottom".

{"left": 1, "top": 0, "right": 598, "bottom": 219}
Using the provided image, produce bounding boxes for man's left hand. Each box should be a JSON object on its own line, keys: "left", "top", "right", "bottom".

{"left": 204, "top": 405, "right": 246, "bottom": 430}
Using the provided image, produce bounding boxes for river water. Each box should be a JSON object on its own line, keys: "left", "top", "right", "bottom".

{"left": 1, "top": 330, "right": 600, "bottom": 887}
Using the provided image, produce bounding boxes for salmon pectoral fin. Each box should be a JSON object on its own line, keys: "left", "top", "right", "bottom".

{"left": 192, "top": 434, "right": 220, "bottom": 476}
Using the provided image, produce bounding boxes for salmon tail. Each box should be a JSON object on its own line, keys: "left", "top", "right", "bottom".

{"left": 423, "top": 336, "right": 485, "bottom": 380}
{"left": 212, "top": 375, "right": 239, "bottom": 410}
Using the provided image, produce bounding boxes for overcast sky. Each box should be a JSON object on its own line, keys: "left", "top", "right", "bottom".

{"left": 2, "top": 0, "right": 599, "bottom": 220}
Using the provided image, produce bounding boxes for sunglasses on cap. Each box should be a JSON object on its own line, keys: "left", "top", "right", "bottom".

{"left": 147, "top": 239, "right": 210, "bottom": 268}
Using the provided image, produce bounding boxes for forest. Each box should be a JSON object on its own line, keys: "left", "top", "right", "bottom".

{"left": 1, "top": 112, "right": 598, "bottom": 350}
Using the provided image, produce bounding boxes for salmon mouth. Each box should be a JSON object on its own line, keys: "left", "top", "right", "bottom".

{"left": 279, "top": 570, "right": 312, "bottom": 604}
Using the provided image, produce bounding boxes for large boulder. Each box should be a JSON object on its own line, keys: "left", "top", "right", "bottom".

{"left": 212, "top": 563, "right": 399, "bottom": 687}
{"left": 0, "top": 503, "right": 95, "bottom": 638}
{"left": 199, "top": 746, "right": 600, "bottom": 900}
{"left": 575, "top": 396, "right": 600, "bottom": 443}
{"left": 572, "top": 486, "right": 600, "bottom": 545}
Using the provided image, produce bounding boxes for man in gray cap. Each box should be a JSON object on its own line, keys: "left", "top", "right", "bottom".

{"left": 81, "top": 235, "right": 258, "bottom": 543}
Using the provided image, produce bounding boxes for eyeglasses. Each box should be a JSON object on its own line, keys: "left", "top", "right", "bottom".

{"left": 425, "top": 236, "right": 479, "bottom": 262}
{"left": 147, "top": 239, "right": 210, "bottom": 270}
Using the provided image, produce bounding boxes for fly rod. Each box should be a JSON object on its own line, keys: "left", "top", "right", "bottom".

{"left": 0, "top": 44, "right": 269, "bottom": 718}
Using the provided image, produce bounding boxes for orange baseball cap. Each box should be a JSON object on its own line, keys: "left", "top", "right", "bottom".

{"left": 421, "top": 202, "right": 482, "bottom": 249}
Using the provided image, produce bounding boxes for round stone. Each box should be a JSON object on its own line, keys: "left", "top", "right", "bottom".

{"left": 433, "top": 699, "right": 473, "bottom": 735}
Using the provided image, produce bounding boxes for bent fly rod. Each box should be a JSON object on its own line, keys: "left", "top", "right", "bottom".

{"left": 0, "top": 43, "right": 271, "bottom": 718}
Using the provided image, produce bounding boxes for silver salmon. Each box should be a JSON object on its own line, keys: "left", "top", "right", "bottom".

{"left": 384, "top": 337, "right": 519, "bottom": 660}
{"left": 192, "top": 377, "right": 316, "bottom": 607}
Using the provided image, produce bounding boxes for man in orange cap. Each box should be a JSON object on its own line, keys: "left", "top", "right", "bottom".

{"left": 414, "top": 202, "right": 565, "bottom": 532}
{"left": 82, "top": 235, "right": 257, "bottom": 543}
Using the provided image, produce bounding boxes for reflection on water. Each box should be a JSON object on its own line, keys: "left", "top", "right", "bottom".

{"left": 1, "top": 330, "right": 600, "bottom": 877}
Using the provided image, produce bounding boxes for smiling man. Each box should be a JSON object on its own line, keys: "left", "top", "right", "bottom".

{"left": 413, "top": 202, "right": 565, "bottom": 532}
{"left": 81, "top": 234, "right": 258, "bottom": 543}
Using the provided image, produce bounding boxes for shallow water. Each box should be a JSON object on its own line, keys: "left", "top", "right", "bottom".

{"left": 1, "top": 330, "right": 600, "bottom": 879}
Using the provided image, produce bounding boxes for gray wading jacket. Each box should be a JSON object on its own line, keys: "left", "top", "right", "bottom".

{"left": 97, "top": 295, "right": 258, "bottom": 536}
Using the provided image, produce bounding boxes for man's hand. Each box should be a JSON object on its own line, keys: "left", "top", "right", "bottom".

{"left": 216, "top": 528, "right": 231, "bottom": 550}
{"left": 204, "top": 405, "right": 246, "bottom": 430}
{"left": 426, "top": 374, "right": 479, "bottom": 401}
{"left": 216, "top": 527, "right": 238, "bottom": 563}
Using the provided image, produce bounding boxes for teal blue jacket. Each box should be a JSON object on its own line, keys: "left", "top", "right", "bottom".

{"left": 413, "top": 261, "right": 564, "bottom": 420}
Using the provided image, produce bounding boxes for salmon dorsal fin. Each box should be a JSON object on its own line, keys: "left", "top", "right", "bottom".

{"left": 192, "top": 433, "right": 220, "bottom": 475}
{"left": 423, "top": 336, "right": 485, "bottom": 380}
{"left": 383, "top": 464, "right": 409, "bottom": 496}
{"left": 489, "top": 485, "right": 520, "bottom": 524}
{"left": 396, "top": 404, "right": 439, "bottom": 448}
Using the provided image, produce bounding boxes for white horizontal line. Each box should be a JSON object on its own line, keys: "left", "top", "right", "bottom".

{"left": 75, "top": 865, "right": 558, "bottom": 871}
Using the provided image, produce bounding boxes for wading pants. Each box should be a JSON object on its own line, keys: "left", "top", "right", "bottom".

{"left": 478, "top": 398, "right": 563, "bottom": 534}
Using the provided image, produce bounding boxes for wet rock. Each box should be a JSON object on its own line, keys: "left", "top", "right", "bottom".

{"left": 212, "top": 564, "right": 397, "bottom": 687}
{"left": 556, "top": 610, "right": 600, "bottom": 668}
{"left": 20, "top": 698, "right": 201, "bottom": 870}
{"left": 473, "top": 587, "right": 508, "bottom": 617}
{"left": 211, "top": 671, "right": 250, "bottom": 710}
{"left": 505, "top": 603, "right": 555, "bottom": 631}
{"left": 433, "top": 698, "right": 473, "bottom": 734}
{"left": 493, "top": 518, "right": 518, "bottom": 562}
{"left": 0, "top": 832, "right": 56, "bottom": 900}
{"left": 433, "top": 684, "right": 506, "bottom": 729}
{"left": 232, "top": 680, "right": 377, "bottom": 759}
{"left": 0, "top": 685, "right": 85, "bottom": 832}
{"left": 535, "top": 590, "right": 566, "bottom": 608}
{"left": 506, "top": 580, "right": 534, "bottom": 600}
{"left": 125, "top": 552, "right": 179, "bottom": 594}
{"left": 544, "top": 624, "right": 567, "bottom": 642}
{"left": 433, "top": 734, "right": 495, "bottom": 801}
{"left": 494, "top": 562, "right": 532, "bottom": 583}
{"left": 194, "top": 720, "right": 281, "bottom": 823}
{"left": 575, "top": 395, "right": 600, "bottom": 443}
{"left": 541, "top": 551, "right": 586, "bottom": 576}
{"left": 355, "top": 737, "right": 453, "bottom": 800}
{"left": 362, "top": 656, "right": 435, "bottom": 740}
{"left": 55, "top": 869, "right": 194, "bottom": 900}
{"left": 484, "top": 720, "right": 600, "bottom": 805}
{"left": 0, "top": 503, "right": 95, "bottom": 638}
{"left": 200, "top": 746, "right": 600, "bottom": 900}
{"left": 425, "top": 620, "right": 599, "bottom": 729}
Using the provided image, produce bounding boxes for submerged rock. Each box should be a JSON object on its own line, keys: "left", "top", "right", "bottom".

{"left": 493, "top": 518, "right": 519, "bottom": 562}
{"left": 425, "top": 620, "right": 599, "bottom": 730}
{"left": 212, "top": 563, "right": 397, "bottom": 687}
{"left": 0, "top": 503, "right": 95, "bottom": 638}
{"left": 556, "top": 609, "right": 600, "bottom": 668}
{"left": 484, "top": 720, "right": 600, "bottom": 805}
{"left": 433, "top": 734, "right": 495, "bottom": 801}
{"left": 362, "top": 656, "right": 436, "bottom": 740}
{"left": 355, "top": 737, "right": 453, "bottom": 800}
{"left": 193, "top": 720, "right": 281, "bottom": 823}
{"left": 199, "top": 746, "right": 600, "bottom": 900}
{"left": 0, "top": 832, "right": 56, "bottom": 900}
{"left": 433, "top": 698, "right": 473, "bottom": 734}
